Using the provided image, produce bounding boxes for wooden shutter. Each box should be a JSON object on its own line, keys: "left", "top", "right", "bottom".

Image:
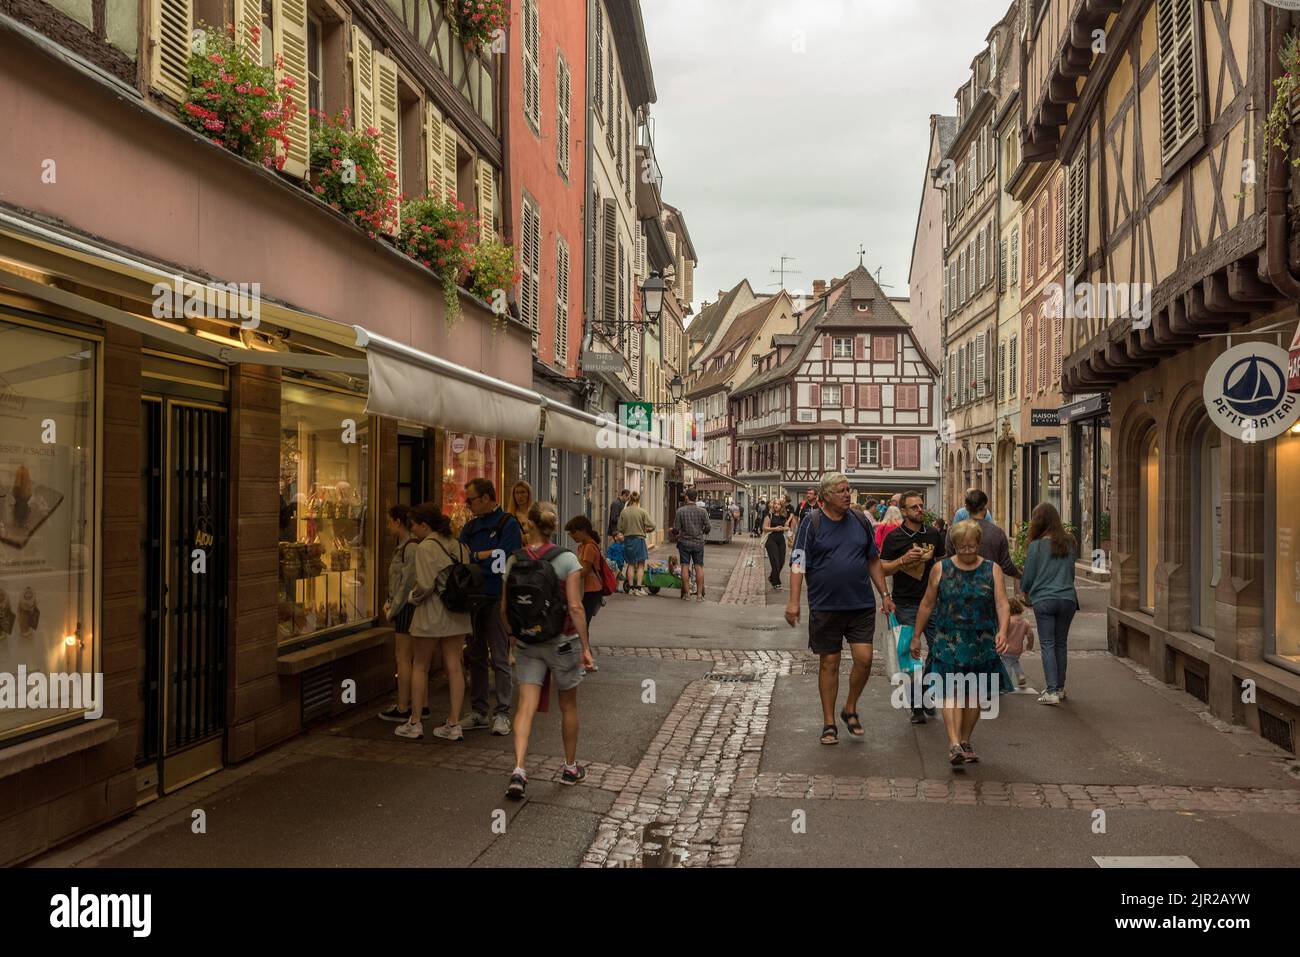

{"left": 476, "top": 159, "right": 496, "bottom": 241}
{"left": 1010, "top": 335, "right": 1018, "bottom": 398}
{"left": 999, "top": 239, "right": 1008, "bottom": 291}
{"left": 976, "top": 334, "right": 988, "bottom": 398}
{"left": 682, "top": 258, "right": 694, "bottom": 304}
{"left": 1158, "top": 0, "right": 1200, "bottom": 161}
{"left": 601, "top": 198, "right": 617, "bottom": 327}
{"left": 1066, "top": 151, "right": 1086, "bottom": 279}
{"left": 1053, "top": 315, "right": 1064, "bottom": 382}
{"left": 846, "top": 438, "right": 859, "bottom": 471}
{"left": 351, "top": 27, "right": 375, "bottom": 135}
{"left": 881, "top": 438, "right": 892, "bottom": 470}
{"left": 976, "top": 229, "right": 985, "bottom": 288}
{"left": 1038, "top": 207, "right": 1048, "bottom": 269}
{"left": 1055, "top": 178, "right": 1065, "bottom": 251}
{"left": 617, "top": 238, "right": 626, "bottom": 351}
{"left": 942, "top": 265, "right": 949, "bottom": 316}
{"left": 233, "top": 0, "right": 262, "bottom": 63}
{"left": 855, "top": 336, "right": 865, "bottom": 360}
{"left": 958, "top": 249, "right": 966, "bottom": 305}
{"left": 442, "top": 118, "right": 459, "bottom": 201}
{"left": 1025, "top": 319, "right": 1034, "bottom": 397}
{"left": 987, "top": 223, "right": 995, "bottom": 282}
{"left": 1038, "top": 313, "right": 1049, "bottom": 391}
{"left": 822, "top": 335, "right": 832, "bottom": 361}
{"left": 556, "top": 55, "right": 571, "bottom": 176}
{"left": 522, "top": 0, "right": 540, "bottom": 129}
{"left": 555, "top": 237, "right": 570, "bottom": 365}
{"left": 519, "top": 197, "right": 540, "bottom": 335}
{"left": 858, "top": 383, "right": 870, "bottom": 409}
{"left": 998, "top": 340, "right": 1006, "bottom": 402}
{"left": 150, "top": 0, "right": 192, "bottom": 102}
{"left": 843, "top": 385, "right": 854, "bottom": 408}
{"left": 425, "top": 102, "right": 446, "bottom": 199}
{"left": 594, "top": 2, "right": 603, "bottom": 119}
{"left": 867, "top": 384, "right": 882, "bottom": 410}
{"left": 634, "top": 221, "right": 646, "bottom": 278}
{"left": 275, "top": 0, "right": 309, "bottom": 178}
{"left": 373, "top": 50, "right": 400, "bottom": 235}
{"left": 1010, "top": 226, "right": 1019, "bottom": 285}
{"left": 1025, "top": 219, "right": 1034, "bottom": 285}
{"left": 810, "top": 383, "right": 821, "bottom": 408}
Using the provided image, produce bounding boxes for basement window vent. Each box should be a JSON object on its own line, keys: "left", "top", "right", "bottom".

{"left": 704, "top": 672, "right": 759, "bottom": 683}
{"left": 1260, "top": 709, "right": 1296, "bottom": 754}
{"left": 1183, "top": 669, "right": 1208, "bottom": 704}
{"left": 301, "top": 662, "right": 336, "bottom": 724}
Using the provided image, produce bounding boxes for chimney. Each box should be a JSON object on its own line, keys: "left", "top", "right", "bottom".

{"left": 813, "top": 279, "right": 827, "bottom": 298}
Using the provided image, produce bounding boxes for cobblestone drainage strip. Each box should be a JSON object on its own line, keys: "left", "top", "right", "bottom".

{"left": 704, "top": 673, "right": 760, "bottom": 682}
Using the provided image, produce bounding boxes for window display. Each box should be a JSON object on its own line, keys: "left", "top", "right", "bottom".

{"left": 278, "top": 382, "right": 371, "bottom": 643}
{"left": 1274, "top": 428, "right": 1300, "bottom": 667}
{"left": 0, "top": 320, "right": 97, "bottom": 739}
{"left": 440, "top": 432, "right": 500, "bottom": 535}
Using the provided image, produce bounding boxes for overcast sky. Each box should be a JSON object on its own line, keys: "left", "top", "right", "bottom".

{"left": 641, "top": 0, "right": 1011, "bottom": 316}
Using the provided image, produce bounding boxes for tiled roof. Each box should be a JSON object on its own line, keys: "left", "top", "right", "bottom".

{"left": 685, "top": 295, "right": 785, "bottom": 398}
{"left": 935, "top": 115, "right": 958, "bottom": 158}
{"left": 820, "top": 265, "right": 911, "bottom": 329}
{"left": 688, "top": 279, "right": 747, "bottom": 344}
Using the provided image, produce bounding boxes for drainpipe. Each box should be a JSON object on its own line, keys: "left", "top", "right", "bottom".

{"left": 582, "top": 0, "right": 597, "bottom": 356}
{"left": 1265, "top": 6, "right": 1300, "bottom": 299}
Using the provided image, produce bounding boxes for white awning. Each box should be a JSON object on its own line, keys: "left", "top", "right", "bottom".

{"left": 679, "top": 454, "right": 746, "bottom": 488}
{"left": 355, "top": 326, "right": 542, "bottom": 442}
{"left": 541, "top": 404, "right": 677, "bottom": 469}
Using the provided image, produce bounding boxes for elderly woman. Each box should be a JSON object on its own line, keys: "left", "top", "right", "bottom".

{"left": 911, "top": 519, "right": 1011, "bottom": 767}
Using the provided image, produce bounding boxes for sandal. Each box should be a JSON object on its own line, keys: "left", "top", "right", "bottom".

{"left": 820, "top": 724, "right": 839, "bottom": 746}
{"left": 949, "top": 745, "right": 967, "bottom": 767}
{"left": 840, "top": 710, "right": 865, "bottom": 737}
{"left": 960, "top": 742, "right": 978, "bottom": 763}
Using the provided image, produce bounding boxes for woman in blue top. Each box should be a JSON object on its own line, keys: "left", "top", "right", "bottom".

{"left": 1020, "top": 502, "right": 1080, "bottom": 706}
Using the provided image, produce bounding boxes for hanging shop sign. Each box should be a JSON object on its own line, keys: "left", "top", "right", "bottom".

{"left": 1205, "top": 341, "right": 1300, "bottom": 442}
{"left": 580, "top": 350, "right": 625, "bottom": 374}
{"left": 619, "top": 401, "right": 653, "bottom": 434}
{"left": 975, "top": 445, "right": 994, "bottom": 465}
{"left": 1289, "top": 321, "right": 1300, "bottom": 393}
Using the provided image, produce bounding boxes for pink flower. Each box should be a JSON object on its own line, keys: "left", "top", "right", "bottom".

{"left": 253, "top": 85, "right": 268, "bottom": 96}
{"left": 207, "top": 53, "right": 225, "bottom": 65}
{"left": 204, "top": 117, "right": 226, "bottom": 131}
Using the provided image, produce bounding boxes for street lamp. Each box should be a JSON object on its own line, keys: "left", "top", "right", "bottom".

{"left": 669, "top": 373, "right": 684, "bottom": 403}
{"left": 641, "top": 271, "right": 666, "bottom": 323}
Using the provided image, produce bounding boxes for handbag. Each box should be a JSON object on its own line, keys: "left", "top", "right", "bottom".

{"left": 893, "top": 614, "right": 923, "bottom": 673}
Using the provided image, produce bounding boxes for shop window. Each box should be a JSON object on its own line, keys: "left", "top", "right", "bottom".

{"left": 440, "top": 433, "right": 502, "bottom": 536}
{"left": 0, "top": 320, "right": 98, "bottom": 740}
{"left": 1272, "top": 427, "right": 1300, "bottom": 668}
{"left": 1192, "top": 424, "right": 1220, "bottom": 637}
{"left": 1139, "top": 429, "right": 1159, "bottom": 613}
{"left": 278, "top": 382, "right": 372, "bottom": 643}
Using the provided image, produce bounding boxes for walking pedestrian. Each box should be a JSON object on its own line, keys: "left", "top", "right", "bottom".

{"left": 508, "top": 480, "right": 535, "bottom": 530}
{"left": 617, "top": 491, "right": 655, "bottom": 595}
{"left": 501, "top": 502, "right": 594, "bottom": 800}
{"left": 880, "top": 491, "right": 946, "bottom": 723}
{"left": 397, "top": 504, "right": 472, "bottom": 741}
{"left": 459, "top": 478, "right": 522, "bottom": 737}
{"left": 952, "top": 487, "right": 995, "bottom": 525}
{"left": 911, "top": 520, "right": 1012, "bottom": 767}
{"left": 378, "top": 504, "right": 430, "bottom": 725}
{"left": 672, "top": 489, "right": 712, "bottom": 601}
{"left": 1020, "top": 502, "right": 1080, "bottom": 705}
{"left": 564, "top": 514, "right": 605, "bottom": 672}
{"left": 606, "top": 488, "right": 630, "bottom": 541}
{"left": 874, "top": 505, "right": 903, "bottom": 553}
{"left": 763, "top": 495, "right": 793, "bottom": 590}
{"left": 753, "top": 498, "right": 768, "bottom": 537}
{"left": 1001, "top": 596, "right": 1034, "bottom": 689}
{"left": 944, "top": 489, "right": 1020, "bottom": 586}
{"left": 795, "top": 487, "right": 819, "bottom": 522}
{"left": 785, "top": 473, "right": 895, "bottom": 745}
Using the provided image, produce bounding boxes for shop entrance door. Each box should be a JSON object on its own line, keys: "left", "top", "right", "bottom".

{"left": 137, "top": 399, "right": 229, "bottom": 798}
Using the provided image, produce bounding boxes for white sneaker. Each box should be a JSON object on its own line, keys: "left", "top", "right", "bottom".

{"left": 395, "top": 720, "right": 424, "bottom": 739}
{"left": 431, "top": 722, "right": 463, "bottom": 741}
{"left": 460, "top": 712, "right": 490, "bottom": 731}
{"left": 1056, "top": 690, "right": 1067, "bottom": 702}
{"left": 1037, "top": 691, "right": 1060, "bottom": 706}
{"left": 491, "top": 714, "right": 512, "bottom": 736}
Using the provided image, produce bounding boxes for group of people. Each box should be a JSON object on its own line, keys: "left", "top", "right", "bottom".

{"left": 605, "top": 486, "right": 715, "bottom": 601}
{"left": 380, "top": 478, "right": 605, "bottom": 801}
{"left": 780, "top": 475, "right": 1082, "bottom": 767}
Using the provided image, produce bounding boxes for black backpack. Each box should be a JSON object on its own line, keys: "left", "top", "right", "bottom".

{"left": 430, "top": 539, "right": 482, "bottom": 613}
{"left": 505, "top": 545, "right": 571, "bottom": 645}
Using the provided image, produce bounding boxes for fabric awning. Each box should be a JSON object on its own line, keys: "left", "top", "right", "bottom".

{"left": 355, "top": 327, "right": 542, "bottom": 442}
{"left": 678, "top": 454, "right": 746, "bottom": 488}
{"left": 542, "top": 404, "right": 677, "bottom": 469}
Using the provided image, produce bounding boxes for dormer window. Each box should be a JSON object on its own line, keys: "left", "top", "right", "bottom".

{"left": 856, "top": 303, "right": 870, "bottom": 313}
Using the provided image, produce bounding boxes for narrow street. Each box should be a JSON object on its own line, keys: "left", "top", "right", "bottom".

{"left": 31, "top": 540, "right": 1300, "bottom": 870}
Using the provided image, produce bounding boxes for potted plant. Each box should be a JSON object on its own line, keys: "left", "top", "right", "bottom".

{"left": 396, "top": 194, "right": 478, "bottom": 325}
{"left": 1262, "top": 30, "right": 1300, "bottom": 178}
{"left": 464, "top": 240, "right": 520, "bottom": 332}
{"left": 446, "top": 0, "right": 509, "bottom": 52}
{"left": 308, "top": 109, "right": 399, "bottom": 239}
{"left": 180, "top": 23, "right": 297, "bottom": 171}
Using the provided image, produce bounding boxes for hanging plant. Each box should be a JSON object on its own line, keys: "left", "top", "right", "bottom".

{"left": 465, "top": 241, "right": 520, "bottom": 332}
{"left": 1262, "top": 30, "right": 1300, "bottom": 180}
{"left": 308, "top": 109, "right": 400, "bottom": 239}
{"left": 397, "top": 195, "right": 478, "bottom": 327}
{"left": 446, "top": 0, "right": 509, "bottom": 52}
{"left": 179, "top": 22, "right": 297, "bottom": 171}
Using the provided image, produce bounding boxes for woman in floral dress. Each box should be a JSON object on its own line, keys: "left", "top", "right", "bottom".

{"left": 910, "top": 520, "right": 1011, "bottom": 767}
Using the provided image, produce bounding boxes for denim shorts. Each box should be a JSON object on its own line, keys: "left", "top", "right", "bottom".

{"left": 514, "top": 635, "right": 585, "bottom": 691}
{"left": 623, "top": 536, "right": 649, "bottom": 563}
{"left": 677, "top": 543, "right": 705, "bottom": 566}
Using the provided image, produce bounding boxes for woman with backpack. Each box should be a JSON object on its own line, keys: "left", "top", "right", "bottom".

{"left": 501, "top": 502, "right": 594, "bottom": 800}
{"left": 396, "top": 503, "right": 472, "bottom": 741}
{"left": 378, "top": 504, "right": 428, "bottom": 724}
{"left": 564, "top": 514, "right": 609, "bottom": 673}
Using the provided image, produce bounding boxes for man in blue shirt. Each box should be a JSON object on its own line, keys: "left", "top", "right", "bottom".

{"left": 459, "top": 478, "right": 523, "bottom": 736}
{"left": 952, "top": 487, "right": 995, "bottom": 524}
{"left": 785, "top": 473, "right": 894, "bottom": 746}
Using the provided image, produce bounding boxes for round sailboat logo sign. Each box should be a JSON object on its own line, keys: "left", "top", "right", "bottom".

{"left": 1205, "top": 342, "right": 1299, "bottom": 442}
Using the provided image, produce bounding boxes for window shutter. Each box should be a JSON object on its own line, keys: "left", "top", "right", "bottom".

{"left": 942, "top": 264, "right": 949, "bottom": 315}
{"left": 523, "top": 0, "right": 540, "bottom": 129}
{"left": 233, "top": 0, "right": 262, "bottom": 63}
{"left": 351, "top": 27, "right": 375, "bottom": 136}
{"left": 821, "top": 334, "right": 833, "bottom": 361}
{"left": 977, "top": 230, "right": 986, "bottom": 288}
{"left": 1038, "top": 313, "right": 1049, "bottom": 391}
{"left": 881, "top": 438, "right": 892, "bottom": 470}
{"left": 1158, "top": 0, "right": 1200, "bottom": 161}
{"left": 976, "top": 334, "right": 987, "bottom": 398}
{"left": 634, "top": 221, "right": 646, "bottom": 279}
{"left": 987, "top": 224, "right": 995, "bottom": 284}
{"left": 1055, "top": 178, "right": 1065, "bottom": 251}
{"left": 373, "top": 50, "right": 400, "bottom": 235}
{"left": 1009, "top": 335, "right": 1018, "bottom": 398}
{"left": 1066, "top": 151, "right": 1087, "bottom": 279}
{"left": 519, "top": 198, "right": 540, "bottom": 336}
{"left": 149, "top": 0, "right": 192, "bottom": 102}
{"left": 844, "top": 384, "right": 855, "bottom": 408}
{"left": 476, "top": 159, "right": 496, "bottom": 242}
{"left": 617, "top": 238, "right": 626, "bottom": 351}
{"left": 958, "top": 249, "right": 967, "bottom": 305}
{"left": 855, "top": 336, "right": 865, "bottom": 360}
{"left": 425, "top": 103, "right": 448, "bottom": 199}
{"left": 999, "top": 239, "right": 1008, "bottom": 291}
{"left": 682, "top": 258, "right": 694, "bottom": 305}
{"left": 1010, "top": 226, "right": 1019, "bottom": 285}
{"left": 1025, "top": 320, "right": 1034, "bottom": 396}
{"left": 810, "top": 384, "right": 821, "bottom": 408}
{"left": 557, "top": 56, "right": 571, "bottom": 176}
{"left": 1053, "top": 315, "right": 1063, "bottom": 381}
{"left": 601, "top": 198, "right": 617, "bottom": 328}
{"left": 275, "top": 0, "right": 310, "bottom": 179}
{"left": 846, "top": 438, "right": 859, "bottom": 471}
{"left": 868, "top": 384, "right": 882, "bottom": 410}
{"left": 442, "top": 118, "right": 459, "bottom": 201}
{"left": 594, "top": 3, "right": 603, "bottom": 118}
{"left": 1038, "top": 206, "right": 1048, "bottom": 269}
{"left": 998, "top": 340, "right": 1006, "bottom": 402}
{"left": 1025, "top": 220, "right": 1034, "bottom": 285}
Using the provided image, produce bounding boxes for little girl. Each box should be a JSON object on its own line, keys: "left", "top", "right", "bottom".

{"left": 1001, "top": 597, "right": 1035, "bottom": 689}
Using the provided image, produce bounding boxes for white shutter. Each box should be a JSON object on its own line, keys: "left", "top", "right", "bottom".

{"left": 1066, "top": 151, "right": 1087, "bottom": 279}
{"left": 593, "top": 2, "right": 604, "bottom": 121}
{"left": 977, "top": 230, "right": 986, "bottom": 288}
{"left": 522, "top": 0, "right": 540, "bottom": 130}
{"left": 476, "top": 159, "right": 496, "bottom": 242}
{"left": 1010, "top": 226, "right": 1019, "bottom": 285}
{"left": 519, "top": 197, "right": 540, "bottom": 336}
{"left": 682, "top": 258, "right": 694, "bottom": 305}
{"left": 351, "top": 27, "right": 375, "bottom": 136}
{"left": 275, "top": 0, "right": 310, "bottom": 178}
{"left": 373, "top": 50, "right": 400, "bottom": 235}
{"left": 976, "top": 334, "right": 987, "bottom": 398}
{"left": 233, "top": 0, "right": 262, "bottom": 63}
{"left": 556, "top": 55, "right": 571, "bottom": 176}
{"left": 1158, "top": 0, "right": 1200, "bottom": 161}
{"left": 634, "top": 221, "right": 646, "bottom": 278}
{"left": 998, "top": 340, "right": 1006, "bottom": 402}
{"left": 555, "top": 237, "right": 570, "bottom": 366}
{"left": 150, "top": 0, "right": 192, "bottom": 102}
{"left": 958, "top": 249, "right": 967, "bottom": 305}
{"left": 999, "top": 238, "right": 1008, "bottom": 291}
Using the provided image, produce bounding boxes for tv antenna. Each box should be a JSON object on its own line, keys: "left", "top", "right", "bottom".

{"left": 769, "top": 255, "right": 802, "bottom": 289}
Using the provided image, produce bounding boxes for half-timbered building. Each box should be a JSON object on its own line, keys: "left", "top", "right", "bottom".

{"left": 732, "top": 266, "right": 942, "bottom": 506}
{"left": 1022, "top": 0, "right": 1300, "bottom": 747}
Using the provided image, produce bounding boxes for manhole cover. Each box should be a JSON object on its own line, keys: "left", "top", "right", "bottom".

{"left": 704, "top": 673, "right": 759, "bottom": 682}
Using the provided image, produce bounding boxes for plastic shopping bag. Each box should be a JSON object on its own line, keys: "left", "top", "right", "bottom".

{"left": 892, "top": 614, "right": 923, "bottom": 673}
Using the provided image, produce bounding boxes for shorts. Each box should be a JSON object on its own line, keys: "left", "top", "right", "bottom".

{"left": 623, "top": 536, "right": 649, "bottom": 563}
{"left": 808, "top": 608, "right": 876, "bottom": 656}
{"left": 677, "top": 543, "right": 704, "bottom": 566}
{"left": 582, "top": 591, "right": 603, "bottom": 624}
{"left": 513, "top": 635, "right": 585, "bottom": 691}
